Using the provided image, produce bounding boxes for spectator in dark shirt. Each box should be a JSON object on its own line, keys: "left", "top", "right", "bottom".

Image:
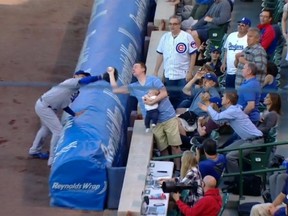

{"left": 196, "top": 46, "right": 223, "bottom": 77}
{"left": 198, "top": 138, "right": 226, "bottom": 183}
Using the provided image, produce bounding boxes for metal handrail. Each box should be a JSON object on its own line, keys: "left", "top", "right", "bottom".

{"left": 152, "top": 140, "right": 288, "bottom": 199}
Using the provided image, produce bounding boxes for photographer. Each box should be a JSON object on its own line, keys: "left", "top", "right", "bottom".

{"left": 172, "top": 175, "right": 222, "bottom": 216}
{"left": 159, "top": 151, "right": 203, "bottom": 206}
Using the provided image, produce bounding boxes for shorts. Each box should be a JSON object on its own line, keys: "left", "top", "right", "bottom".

{"left": 196, "top": 27, "right": 209, "bottom": 42}
{"left": 152, "top": 117, "right": 182, "bottom": 151}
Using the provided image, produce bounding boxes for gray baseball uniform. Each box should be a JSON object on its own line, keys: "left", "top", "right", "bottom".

{"left": 29, "top": 77, "right": 86, "bottom": 166}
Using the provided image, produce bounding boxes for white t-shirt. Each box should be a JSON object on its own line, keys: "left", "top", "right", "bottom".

{"left": 223, "top": 32, "right": 248, "bottom": 75}
{"left": 284, "top": 3, "right": 288, "bottom": 15}
{"left": 284, "top": 3, "right": 288, "bottom": 33}
{"left": 156, "top": 30, "right": 197, "bottom": 80}
{"left": 143, "top": 95, "right": 158, "bottom": 111}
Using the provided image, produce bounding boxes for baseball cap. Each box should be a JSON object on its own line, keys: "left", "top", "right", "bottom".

{"left": 210, "top": 46, "right": 221, "bottom": 53}
{"left": 209, "top": 97, "right": 222, "bottom": 108}
{"left": 204, "top": 73, "right": 218, "bottom": 83}
{"left": 74, "top": 70, "right": 91, "bottom": 77}
{"left": 238, "top": 17, "right": 251, "bottom": 27}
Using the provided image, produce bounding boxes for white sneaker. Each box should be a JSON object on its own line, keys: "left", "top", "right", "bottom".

{"left": 151, "top": 123, "right": 156, "bottom": 128}
{"left": 146, "top": 128, "right": 150, "bottom": 133}
{"left": 48, "top": 157, "right": 53, "bottom": 166}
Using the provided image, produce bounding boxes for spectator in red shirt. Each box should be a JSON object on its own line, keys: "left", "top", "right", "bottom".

{"left": 172, "top": 175, "right": 222, "bottom": 216}
{"left": 258, "top": 9, "right": 277, "bottom": 57}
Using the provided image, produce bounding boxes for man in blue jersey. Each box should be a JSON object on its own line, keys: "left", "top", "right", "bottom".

{"left": 109, "top": 62, "right": 182, "bottom": 172}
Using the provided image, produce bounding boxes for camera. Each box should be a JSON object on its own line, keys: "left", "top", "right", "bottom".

{"left": 161, "top": 181, "right": 198, "bottom": 194}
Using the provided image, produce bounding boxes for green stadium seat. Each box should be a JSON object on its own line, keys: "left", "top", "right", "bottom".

{"left": 218, "top": 192, "right": 229, "bottom": 216}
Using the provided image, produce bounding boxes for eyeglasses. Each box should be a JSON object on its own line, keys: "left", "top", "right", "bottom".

{"left": 168, "top": 22, "right": 179, "bottom": 26}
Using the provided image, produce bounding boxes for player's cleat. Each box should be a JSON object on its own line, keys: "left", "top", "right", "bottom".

{"left": 29, "top": 152, "right": 49, "bottom": 160}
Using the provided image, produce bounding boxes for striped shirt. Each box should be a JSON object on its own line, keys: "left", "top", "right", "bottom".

{"left": 235, "top": 43, "right": 267, "bottom": 89}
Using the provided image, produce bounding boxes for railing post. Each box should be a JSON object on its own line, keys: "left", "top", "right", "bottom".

{"left": 239, "top": 149, "right": 244, "bottom": 200}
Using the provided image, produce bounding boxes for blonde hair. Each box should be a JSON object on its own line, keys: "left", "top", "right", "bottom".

{"left": 180, "top": 151, "right": 198, "bottom": 179}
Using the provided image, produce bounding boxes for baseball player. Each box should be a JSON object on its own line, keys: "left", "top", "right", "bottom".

{"left": 29, "top": 67, "right": 118, "bottom": 166}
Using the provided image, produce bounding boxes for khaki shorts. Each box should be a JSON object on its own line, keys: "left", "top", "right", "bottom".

{"left": 152, "top": 117, "right": 182, "bottom": 151}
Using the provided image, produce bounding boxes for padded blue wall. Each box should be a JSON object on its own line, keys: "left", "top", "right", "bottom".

{"left": 49, "top": 0, "right": 150, "bottom": 210}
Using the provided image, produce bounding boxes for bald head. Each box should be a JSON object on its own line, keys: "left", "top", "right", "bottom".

{"left": 203, "top": 175, "right": 217, "bottom": 191}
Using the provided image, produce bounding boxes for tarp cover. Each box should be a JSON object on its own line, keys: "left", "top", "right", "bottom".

{"left": 49, "top": 0, "right": 149, "bottom": 210}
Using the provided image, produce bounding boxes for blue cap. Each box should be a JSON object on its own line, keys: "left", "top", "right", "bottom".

{"left": 209, "top": 97, "right": 222, "bottom": 108}
{"left": 238, "top": 17, "right": 251, "bottom": 27}
{"left": 204, "top": 73, "right": 218, "bottom": 83}
{"left": 74, "top": 70, "right": 91, "bottom": 77}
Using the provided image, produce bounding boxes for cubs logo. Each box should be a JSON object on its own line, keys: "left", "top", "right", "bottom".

{"left": 190, "top": 41, "right": 197, "bottom": 49}
{"left": 176, "top": 43, "right": 187, "bottom": 53}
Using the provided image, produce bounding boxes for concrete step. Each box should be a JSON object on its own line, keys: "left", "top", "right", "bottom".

{"left": 220, "top": 192, "right": 265, "bottom": 215}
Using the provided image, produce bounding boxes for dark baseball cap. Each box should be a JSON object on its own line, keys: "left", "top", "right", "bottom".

{"left": 210, "top": 46, "right": 221, "bottom": 53}
{"left": 209, "top": 97, "right": 222, "bottom": 108}
{"left": 74, "top": 70, "right": 91, "bottom": 77}
{"left": 238, "top": 17, "right": 251, "bottom": 27}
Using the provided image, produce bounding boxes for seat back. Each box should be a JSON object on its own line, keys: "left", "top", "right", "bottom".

{"left": 210, "top": 129, "right": 220, "bottom": 141}
{"left": 248, "top": 126, "right": 278, "bottom": 170}
{"left": 205, "top": 21, "right": 230, "bottom": 58}
{"left": 208, "top": 21, "right": 230, "bottom": 45}
{"left": 218, "top": 192, "right": 229, "bottom": 216}
{"left": 265, "top": 126, "right": 278, "bottom": 143}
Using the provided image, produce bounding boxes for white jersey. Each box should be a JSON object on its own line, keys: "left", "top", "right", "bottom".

{"left": 224, "top": 32, "right": 248, "bottom": 75}
{"left": 41, "top": 78, "right": 81, "bottom": 110}
{"left": 284, "top": 3, "right": 288, "bottom": 16}
{"left": 143, "top": 95, "right": 158, "bottom": 111}
{"left": 156, "top": 30, "right": 197, "bottom": 80}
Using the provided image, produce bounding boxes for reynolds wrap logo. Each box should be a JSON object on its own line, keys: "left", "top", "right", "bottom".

{"left": 52, "top": 181, "right": 107, "bottom": 194}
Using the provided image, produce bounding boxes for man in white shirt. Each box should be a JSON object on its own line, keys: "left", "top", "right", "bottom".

{"left": 220, "top": 17, "right": 250, "bottom": 89}
{"left": 154, "top": 15, "right": 197, "bottom": 109}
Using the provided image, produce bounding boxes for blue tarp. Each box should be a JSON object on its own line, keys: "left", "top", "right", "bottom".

{"left": 49, "top": 0, "right": 150, "bottom": 210}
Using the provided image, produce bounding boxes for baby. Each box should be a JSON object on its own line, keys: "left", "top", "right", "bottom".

{"left": 142, "top": 89, "right": 160, "bottom": 132}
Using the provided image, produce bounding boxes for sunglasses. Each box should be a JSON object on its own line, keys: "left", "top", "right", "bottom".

{"left": 238, "top": 23, "right": 246, "bottom": 27}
